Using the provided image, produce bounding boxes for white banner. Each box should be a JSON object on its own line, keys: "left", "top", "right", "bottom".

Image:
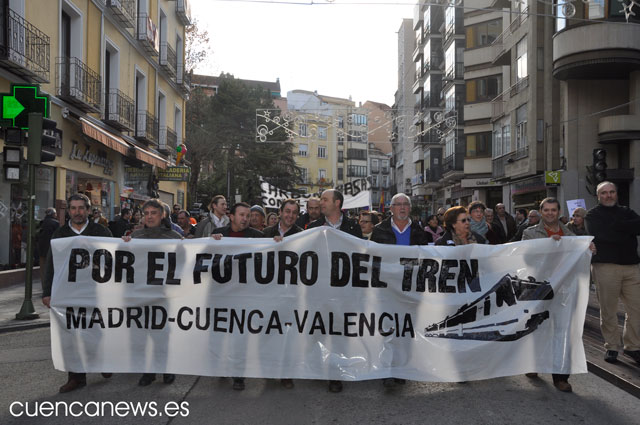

{"left": 50, "top": 229, "right": 592, "bottom": 382}
{"left": 260, "top": 178, "right": 371, "bottom": 210}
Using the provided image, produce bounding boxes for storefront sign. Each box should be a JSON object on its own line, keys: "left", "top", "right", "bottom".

{"left": 158, "top": 166, "right": 190, "bottom": 182}
{"left": 545, "top": 171, "right": 561, "bottom": 186}
{"left": 69, "top": 142, "right": 114, "bottom": 175}
{"left": 461, "top": 178, "right": 500, "bottom": 188}
{"left": 124, "top": 167, "right": 152, "bottom": 181}
{"left": 512, "top": 175, "right": 546, "bottom": 195}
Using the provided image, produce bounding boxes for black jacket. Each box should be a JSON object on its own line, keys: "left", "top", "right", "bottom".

{"left": 370, "top": 218, "right": 431, "bottom": 245}
{"left": 37, "top": 216, "right": 60, "bottom": 258}
{"left": 109, "top": 216, "right": 131, "bottom": 238}
{"left": 43, "top": 221, "right": 112, "bottom": 298}
{"left": 586, "top": 204, "right": 640, "bottom": 264}
{"left": 435, "top": 229, "right": 487, "bottom": 246}
{"left": 307, "top": 214, "right": 363, "bottom": 239}
{"left": 263, "top": 223, "right": 303, "bottom": 238}
{"left": 212, "top": 225, "right": 265, "bottom": 238}
{"left": 295, "top": 212, "right": 311, "bottom": 229}
{"left": 492, "top": 214, "right": 517, "bottom": 243}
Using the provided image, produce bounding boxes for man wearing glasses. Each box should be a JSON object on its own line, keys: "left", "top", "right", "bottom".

{"left": 358, "top": 211, "right": 378, "bottom": 239}
{"left": 370, "top": 193, "right": 431, "bottom": 388}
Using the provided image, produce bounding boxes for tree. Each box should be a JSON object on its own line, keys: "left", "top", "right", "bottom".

{"left": 184, "top": 18, "right": 212, "bottom": 74}
{"left": 199, "top": 75, "right": 300, "bottom": 205}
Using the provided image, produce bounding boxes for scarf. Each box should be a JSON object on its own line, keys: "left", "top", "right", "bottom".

{"left": 470, "top": 218, "right": 488, "bottom": 237}
{"left": 452, "top": 231, "right": 478, "bottom": 246}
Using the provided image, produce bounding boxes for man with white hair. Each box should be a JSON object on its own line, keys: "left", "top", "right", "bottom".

{"left": 586, "top": 181, "right": 640, "bottom": 365}
{"left": 370, "top": 193, "right": 430, "bottom": 388}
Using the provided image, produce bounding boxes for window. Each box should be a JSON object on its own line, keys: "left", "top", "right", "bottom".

{"left": 382, "top": 159, "right": 389, "bottom": 173}
{"left": 493, "top": 123, "right": 502, "bottom": 158}
{"left": 348, "top": 165, "right": 367, "bottom": 177}
{"left": 300, "top": 168, "right": 308, "bottom": 183}
{"left": 337, "top": 133, "right": 345, "bottom": 143}
{"left": 516, "top": 37, "right": 528, "bottom": 82}
{"left": 338, "top": 150, "right": 344, "bottom": 162}
{"left": 445, "top": 42, "right": 455, "bottom": 78}
{"left": 298, "top": 144, "right": 308, "bottom": 157}
{"left": 317, "top": 146, "right": 327, "bottom": 158}
{"left": 502, "top": 124, "right": 511, "bottom": 154}
{"left": 382, "top": 175, "right": 389, "bottom": 188}
{"left": 337, "top": 116, "right": 344, "bottom": 128}
{"left": 337, "top": 167, "right": 343, "bottom": 180}
{"left": 516, "top": 104, "right": 527, "bottom": 151}
{"left": 371, "top": 175, "right": 379, "bottom": 187}
{"left": 445, "top": 5, "right": 455, "bottom": 37}
{"left": 318, "top": 169, "right": 326, "bottom": 180}
{"left": 445, "top": 86, "right": 456, "bottom": 112}
{"left": 423, "top": 6, "right": 430, "bottom": 32}
{"left": 465, "top": 19, "right": 501, "bottom": 49}
{"left": 371, "top": 158, "right": 379, "bottom": 173}
{"left": 299, "top": 123, "right": 308, "bottom": 137}
{"left": 466, "top": 132, "right": 492, "bottom": 157}
{"left": 445, "top": 132, "right": 455, "bottom": 158}
{"left": 350, "top": 114, "right": 367, "bottom": 126}
{"left": 466, "top": 75, "right": 502, "bottom": 103}
{"left": 318, "top": 126, "right": 327, "bottom": 140}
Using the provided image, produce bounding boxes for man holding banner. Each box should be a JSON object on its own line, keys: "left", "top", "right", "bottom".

{"left": 42, "top": 194, "right": 113, "bottom": 393}
{"left": 308, "top": 190, "right": 362, "bottom": 392}
{"left": 211, "top": 202, "right": 264, "bottom": 390}
{"left": 194, "top": 195, "right": 229, "bottom": 238}
{"left": 522, "top": 197, "right": 577, "bottom": 392}
{"left": 263, "top": 199, "right": 302, "bottom": 241}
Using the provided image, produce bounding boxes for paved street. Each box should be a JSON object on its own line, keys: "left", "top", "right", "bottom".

{"left": 1, "top": 326, "right": 639, "bottom": 425}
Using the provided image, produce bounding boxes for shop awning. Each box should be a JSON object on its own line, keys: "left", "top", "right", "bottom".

{"left": 80, "top": 118, "right": 130, "bottom": 156}
{"left": 81, "top": 117, "right": 168, "bottom": 169}
{"left": 131, "top": 145, "right": 168, "bottom": 169}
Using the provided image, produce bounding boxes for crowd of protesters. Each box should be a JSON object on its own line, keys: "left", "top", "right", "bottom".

{"left": 38, "top": 180, "right": 639, "bottom": 395}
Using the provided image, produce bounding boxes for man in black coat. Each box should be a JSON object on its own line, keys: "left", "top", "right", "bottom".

{"left": 211, "top": 202, "right": 264, "bottom": 391}
{"left": 307, "top": 189, "right": 363, "bottom": 239}
{"left": 307, "top": 190, "right": 362, "bottom": 393}
{"left": 492, "top": 203, "right": 517, "bottom": 243}
{"left": 109, "top": 208, "right": 132, "bottom": 238}
{"left": 295, "top": 197, "right": 321, "bottom": 229}
{"left": 371, "top": 193, "right": 431, "bottom": 246}
{"left": 37, "top": 207, "right": 60, "bottom": 283}
{"left": 42, "top": 194, "right": 113, "bottom": 394}
{"left": 263, "top": 198, "right": 303, "bottom": 240}
{"left": 586, "top": 181, "right": 640, "bottom": 365}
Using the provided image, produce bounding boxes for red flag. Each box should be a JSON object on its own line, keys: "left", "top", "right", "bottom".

{"left": 380, "top": 191, "right": 385, "bottom": 213}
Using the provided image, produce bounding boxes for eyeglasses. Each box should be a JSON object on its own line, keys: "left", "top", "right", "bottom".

{"left": 392, "top": 203, "right": 410, "bottom": 207}
{"left": 437, "top": 213, "right": 444, "bottom": 216}
{"left": 457, "top": 218, "right": 470, "bottom": 223}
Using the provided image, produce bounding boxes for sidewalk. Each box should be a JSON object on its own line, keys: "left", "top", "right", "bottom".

{"left": 0, "top": 276, "right": 50, "bottom": 333}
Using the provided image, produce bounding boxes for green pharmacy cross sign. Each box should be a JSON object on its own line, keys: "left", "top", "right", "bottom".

{"left": 0, "top": 84, "right": 49, "bottom": 129}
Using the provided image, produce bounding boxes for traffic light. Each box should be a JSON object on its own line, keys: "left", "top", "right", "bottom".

{"left": 586, "top": 148, "right": 607, "bottom": 196}
{"left": 27, "top": 112, "right": 57, "bottom": 165}
{"left": 2, "top": 127, "right": 23, "bottom": 181}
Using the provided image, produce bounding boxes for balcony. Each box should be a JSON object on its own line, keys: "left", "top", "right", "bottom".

{"left": 553, "top": 22, "right": 640, "bottom": 80}
{"left": 0, "top": 9, "right": 50, "bottom": 83}
{"left": 158, "top": 126, "right": 177, "bottom": 154}
{"left": 135, "top": 111, "right": 158, "bottom": 145}
{"left": 137, "top": 14, "right": 159, "bottom": 56}
{"left": 510, "top": 76, "right": 529, "bottom": 97}
{"left": 176, "top": 62, "right": 191, "bottom": 93}
{"left": 107, "top": 0, "right": 135, "bottom": 28}
{"left": 491, "top": 92, "right": 505, "bottom": 121}
{"left": 598, "top": 115, "right": 640, "bottom": 143}
{"left": 104, "top": 89, "right": 135, "bottom": 131}
{"left": 176, "top": 0, "right": 192, "bottom": 26}
{"left": 412, "top": 173, "right": 425, "bottom": 185}
{"left": 56, "top": 57, "right": 102, "bottom": 113}
{"left": 160, "top": 42, "right": 177, "bottom": 77}
{"left": 492, "top": 152, "right": 515, "bottom": 179}
{"left": 515, "top": 144, "right": 529, "bottom": 160}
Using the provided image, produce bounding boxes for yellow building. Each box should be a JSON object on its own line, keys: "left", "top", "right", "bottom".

{"left": 0, "top": 0, "right": 190, "bottom": 266}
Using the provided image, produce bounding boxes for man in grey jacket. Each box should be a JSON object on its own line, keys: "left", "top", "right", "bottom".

{"left": 194, "top": 195, "right": 229, "bottom": 237}
{"left": 522, "top": 197, "right": 575, "bottom": 392}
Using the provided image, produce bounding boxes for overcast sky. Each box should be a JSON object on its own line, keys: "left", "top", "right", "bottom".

{"left": 191, "top": 0, "right": 415, "bottom": 107}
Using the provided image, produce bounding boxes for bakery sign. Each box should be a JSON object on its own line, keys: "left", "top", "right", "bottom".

{"left": 69, "top": 141, "right": 114, "bottom": 175}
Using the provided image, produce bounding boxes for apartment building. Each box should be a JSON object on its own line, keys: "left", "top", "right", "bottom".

{"left": 0, "top": 0, "right": 190, "bottom": 266}
{"left": 392, "top": 18, "right": 415, "bottom": 197}
{"left": 553, "top": 2, "right": 640, "bottom": 211}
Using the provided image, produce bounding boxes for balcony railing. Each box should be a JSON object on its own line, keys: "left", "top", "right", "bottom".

{"left": 176, "top": 62, "right": 191, "bottom": 92}
{"left": 515, "top": 144, "right": 529, "bottom": 160}
{"left": 104, "top": 88, "right": 135, "bottom": 131}
{"left": 510, "top": 76, "right": 529, "bottom": 97}
{"left": 136, "top": 111, "right": 158, "bottom": 145}
{"left": 137, "top": 14, "right": 159, "bottom": 56}
{"left": 176, "top": 0, "right": 192, "bottom": 26}
{"left": 160, "top": 42, "right": 177, "bottom": 77}
{"left": 108, "top": 0, "right": 135, "bottom": 28}
{"left": 159, "top": 126, "right": 178, "bottom": 153}
{"left": 0, "top": 9, "right": 50, "bottom": 83}
{"left": 56, "top": 57, "right": 102, "bottom": 112}
{"left": 491, "top": 93, "right": 505, "bottom": 120}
